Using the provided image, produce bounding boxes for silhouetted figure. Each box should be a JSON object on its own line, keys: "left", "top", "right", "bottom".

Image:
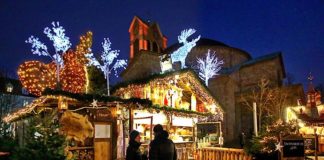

{"left": 239, "top": 132, "right": 246, "bottom": 148}
{"left": 149, "top": 125, "right": 177, "bottom": 160}
{"left": 126, "top": 130, "right": 142, "bottom": 160}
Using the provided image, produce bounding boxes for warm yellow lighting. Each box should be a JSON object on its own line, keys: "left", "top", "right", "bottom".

{"left": 172, "top": 117, "right": 193, "bottom": 127}
{"left": 210, "top": 104, "right": 217, "bottom": 113}
{"left": 85, "top": 66, "right": 89, "bottom": 94}
{"left": 137, "top": 125, "right": 145, "bottom": 133}
{"left": 17, "top": 32, "right": 93, "bottom": 96}
{"left": 298, "top": 122, "right": 305, "bottom": 128}
{"left": 134, "top": 110, "right": 167, "bottom": 125}
{"left": 191, "top": 94, "right": 197, "bottom": 111}
{"left": 58, "top": 96, "right": 68, "bottom": 110}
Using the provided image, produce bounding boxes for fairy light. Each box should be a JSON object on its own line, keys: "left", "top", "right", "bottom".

{"left": 113, "top": 71, "right": 224, "bottom": 118}
{"left": 3, "top": 95, "right": 78, "bottom": 123}
{"left": 18, "top": 31, "right": 93, "bottom": 96}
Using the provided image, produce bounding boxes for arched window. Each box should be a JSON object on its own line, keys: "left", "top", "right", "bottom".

{"left": 6, "top": 83, "right": 13, "bottom": 93}
{"left": 133, "top": 39, "right": 139, "bottom": 55}
{"left": 153, "top": 42, "right": 158, "bottom": 52}
{"left": 147, "top": 40, "right": 151, "bottom": 51}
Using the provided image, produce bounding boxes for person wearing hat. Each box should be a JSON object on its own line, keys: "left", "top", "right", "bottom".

{"left": 126, "top": 130, "right": 142, "bottom": 160}
{"left": 149, "top": 124, "right": 177, "bottom": 160}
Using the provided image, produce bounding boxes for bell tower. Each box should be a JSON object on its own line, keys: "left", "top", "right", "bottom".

{"left": 128, "top": 16, "right": 167, "bottom": 61}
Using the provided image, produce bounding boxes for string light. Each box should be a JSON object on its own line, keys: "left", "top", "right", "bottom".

{"left": 18, "top": 31, "right": 93, "bottom": 96}
{"left": 18, "top": 61, "right": 57, "bottom": 96}
{"left": 3, "top": 95, "right": 78, "bottom": 123}
{"left": 113, "top": 70, "right": 223, "bottom": 118}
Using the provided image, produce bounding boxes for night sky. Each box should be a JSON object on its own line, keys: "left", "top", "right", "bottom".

{"left": 0, "top": 0, "right": 323, "bottom": 88}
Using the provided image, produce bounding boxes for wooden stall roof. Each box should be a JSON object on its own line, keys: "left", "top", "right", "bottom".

{"left": 112, "top": 69, "right": 224, "bottom": 112}
{"left": 3, "top": 89, "right": 212, "bottom": 123}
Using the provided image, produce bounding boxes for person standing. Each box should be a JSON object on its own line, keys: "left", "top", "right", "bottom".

{"left": 239, "top": 132, "right": 246, "bottom": 148}
{"left": 126, "top": 130, "right": 142, "bottom": 160}
{"left": 149, "top": 124, "right": 177, "bottom": 160}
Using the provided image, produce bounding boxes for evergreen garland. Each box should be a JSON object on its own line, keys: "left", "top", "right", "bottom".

{"left": 43, "top": 89, "right": 210, "bottom": 117}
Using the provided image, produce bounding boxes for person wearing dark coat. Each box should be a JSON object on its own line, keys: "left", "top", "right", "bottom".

{"left": 149, "top": 125, "right": 177, "bottom": 160}
{"left": 126, "top": 130, "right": 142, "bottom": 160}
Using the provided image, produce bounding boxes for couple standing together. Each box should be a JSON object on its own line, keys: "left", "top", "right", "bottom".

{"left": 126, "top": 124, "right": 177, "bottom": 160}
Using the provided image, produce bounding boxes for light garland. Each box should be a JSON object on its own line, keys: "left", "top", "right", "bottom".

{"left": 170, "top": 28, "right": 200, "bottom": 69}
{"left": 2, "top": 95, "right": 78, "bottom": 123}
{"left": 18, "top": 61, "right": 57, "bottom": 96}
{"left": 113, "top": 70, "right": 224, "bottom": 118}
{"left": 18, "top": 32, "right": 93, "bottom": 96}
{"left": 3, "top": 97, "right": 48, "bottom": 122}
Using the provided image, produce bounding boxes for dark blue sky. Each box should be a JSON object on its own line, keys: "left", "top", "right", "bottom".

{"left": 0, "top": 0, "right": 323, "bottom": 87}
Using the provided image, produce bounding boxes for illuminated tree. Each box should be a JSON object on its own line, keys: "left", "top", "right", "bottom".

{"left": 25, "top": 21, "right": 72, "bottom": 87}
{"left": 196, "top": 49, "right": 224, "bottom": 86}
{"left": 240, "top": 78, "right": 274, "bottom": 131}
{"left": 171, "top": 28, "right": 200, "bottom": 69}
{"left": 85, "top": 38, "right": 127, "bottom": 96}
{"left": 240, "top": 78, "right": 289, "bottom": 131}
{"left": 20, "top": 30, "right": 92, "bottom": 96}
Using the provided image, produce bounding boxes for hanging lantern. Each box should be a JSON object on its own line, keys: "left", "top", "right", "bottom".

{"left": 58, "top": 96, "right": 68, "bottom": 110}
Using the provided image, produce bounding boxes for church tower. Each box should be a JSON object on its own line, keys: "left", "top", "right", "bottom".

{"left": 306, "top": 73, "right": 320, "bottom": 118}
{"left": 128, "top": 16, "right": 167, "bottom": 61}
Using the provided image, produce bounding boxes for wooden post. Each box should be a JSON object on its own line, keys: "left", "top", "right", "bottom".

{"left": 253, "top": 102, "right": 258, "bottom": 137}
{"left": 315, "top": 128, "right": 318, "bottom": 160}
{"left": 129, "top": 108, "right": 133, "bottom": 131}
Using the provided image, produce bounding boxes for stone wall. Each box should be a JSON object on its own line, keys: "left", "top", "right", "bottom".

{"left": 209, "top": 75, "right": 238, "bottom": 145}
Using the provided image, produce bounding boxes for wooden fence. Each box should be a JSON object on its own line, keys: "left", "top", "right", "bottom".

{"left": 196, "top": 147, "right": 252, "bottom": 160}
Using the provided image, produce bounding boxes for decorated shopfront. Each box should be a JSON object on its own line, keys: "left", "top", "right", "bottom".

{"left": 4, "top": 75, "right": 224, "bottom": 160}
{"left": 3, "top": 90, "right": 156, "bottom": 160}
{"left": 112, "top": 69, "right": 224, "bottom": 158}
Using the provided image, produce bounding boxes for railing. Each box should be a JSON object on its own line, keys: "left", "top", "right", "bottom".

{"left": 68, "top": 146, "right": 94, "bottom": 160}
{"left": 196, "top": 147, "right": 252, "bottom": 160}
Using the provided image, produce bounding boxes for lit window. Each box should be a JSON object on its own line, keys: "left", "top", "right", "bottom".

{"left": 6, "top": 83, "right": 13, "bottom": 93}
{"left": 23, "top": 100, "right": 29, "bottom": 106}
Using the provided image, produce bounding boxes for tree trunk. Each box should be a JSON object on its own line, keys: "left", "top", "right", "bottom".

{"left": 107, "top": 74, "right": 110, "bottom": 96}
{"left": 56, "top": 64, "right": 60, "bottom": 89}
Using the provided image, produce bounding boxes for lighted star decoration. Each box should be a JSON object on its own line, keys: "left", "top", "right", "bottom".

{"left": 275, "top": 142, "right": 283, "bottom": 152}
{"left": 90, "top": 99, "right": 98, "bottom": 108}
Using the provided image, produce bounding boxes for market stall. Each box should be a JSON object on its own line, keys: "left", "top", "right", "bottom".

{"left": 112, "top": 70, "right": 224, "bottom": 159}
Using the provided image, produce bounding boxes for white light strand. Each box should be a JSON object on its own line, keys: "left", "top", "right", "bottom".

{"left": 25, "top": 21, "right": 72, "bottom": 83}
{"left": 197, "top": 49, "right": 224, "bottom": 86}
{"left": 85, "top": 37, "right": 127, "bottom": 96}
{"left": 170, "top": 28, "right": 200, "bottom": 69}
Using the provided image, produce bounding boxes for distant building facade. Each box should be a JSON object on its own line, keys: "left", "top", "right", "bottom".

{"left": 0, "top": 77, "right": 35, "bottom": 145}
